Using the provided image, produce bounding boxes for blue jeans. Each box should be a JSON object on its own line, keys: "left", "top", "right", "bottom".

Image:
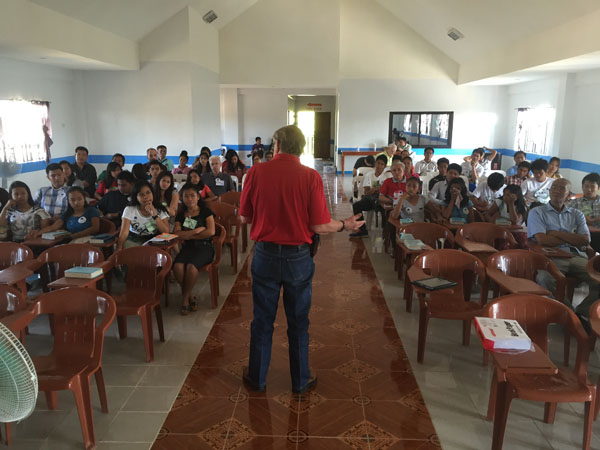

{"left": 248, "top": 241, "right": 315, "bottom": 391}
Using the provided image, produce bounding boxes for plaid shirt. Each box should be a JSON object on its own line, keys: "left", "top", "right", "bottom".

{"left": 505, "top": 175, "right": 527, "bottom": 186}
{"left": 34, "top": 185, "right": 69, "bottom": 219}
{"left": 568, "top": 196, "right": 600, "bottom": 221}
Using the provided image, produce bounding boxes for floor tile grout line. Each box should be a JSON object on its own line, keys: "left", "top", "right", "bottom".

{"left": 222, "top": 386, "right": 242, "bottom": 450}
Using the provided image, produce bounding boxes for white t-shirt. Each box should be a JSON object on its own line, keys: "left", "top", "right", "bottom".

{"left": 480, "top": 158, "right": 493, "bottom": 176}
{"left": 122, "top": 206, "right": 169, "bottom": 237}
{"left": 362, "top": 169, "right": 392, "bottom": 193}
{"left": 472, "top": 182, "right": 505, "bottom": 205}
{"left": 522, "top": 178, "right": 554, "bottom": 205}
{"left": 461, "top": 162, "right": 484, "bottom": 180}
{"left": 400, "top": 195, "right": 427, "bottom": 222}
{"left": 415, "top": 160, "right": 437, "bottom": 176}
{"left": 494, "top": 199, "right": 524, "bottom": 226}
{"left": 7, "top": 206, "right": 49, "bottom": 241}
{"left": 428, "top": 180, "right": 448, "bottom": 206}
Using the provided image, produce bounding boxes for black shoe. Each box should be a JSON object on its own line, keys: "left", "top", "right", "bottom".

{"left": 242, "top": 366, "right": 266, "bottom": 392}
{"left": 292, "top": 374, "right": 318, "bottom": 394}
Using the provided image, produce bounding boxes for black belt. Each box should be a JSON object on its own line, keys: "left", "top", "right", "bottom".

{"left": 258, "top": 241, "right": 309, "bottom": 251}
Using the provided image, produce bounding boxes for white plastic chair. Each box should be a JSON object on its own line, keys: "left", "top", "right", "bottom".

{"left": 420, "top": 171, "right": 439, "bottom": 197}
{"left": 488, "top": 169, "right": 506, "bottom": 177}
{"left": 172, "top": 174, "right": 187, "bottom": 184}
{"left": 353, "top": 167, "right": 374, "bottom": 202}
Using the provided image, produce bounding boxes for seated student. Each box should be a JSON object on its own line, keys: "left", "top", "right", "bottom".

{"left": 202, "top": 156, "right": 235, "bottom": 196}
{"left": 506, "top": 150, "right": 526, "bottom": 177}
{"left": 34, "top": 163, "right": 70, "bottom": 220}
{"left": 95, "top": 161, "right": 121, "bottom": 201}
{"left": 390, "top": 176, "right": 428, "bottom": 223}
{"left": 464, "top": 146, "right": 497, "bottom": 177}
{"left": 415, "top": 147, "right": 437, "bottom": 176}
{"left": 157, "top": 145, "right": 174, "bottom": 172}
{"left": 147, "top": 160, "right": 163, "bottom": 186}
{"left": 116, "top": 180, "right": 170, "bottom": 250}
{"left": 428, "top": 163, "right": 462, "bottom": 206}
{"left": 527, "top": 178, "right": 599, "bottom": 320}
{"left": 131, "top": 163, "right": 148, "bottom": 182}
{"left": 222, "top": 149, "right": 247, "bottom": 184}
{"left": 353, "top": 155, "right": 375, "bottom": 177}
{"left": 187, "top": 169, "right": 216, "bottom": 201}
{"left": 547, "top": 156, "right": 562, "bottom": 179}
{"left": 471, "top": 172, "right": 505, "bottom": 210}
{"left": 192, "top": 152, "right": 211, "bottom": 174}
{"left": 505, "top": 160, "right": 531, "bottom": 186}
{"left": 461, "top": 148, "right": 485, "bottom": 190}
{"left": 402, "top": 156, "right": 420, "bottom": 179}
{"left": 428, "top": 158, "right": 449, "bottom": 191}
{"left": 143, "top": 147, "right": 158, "bottom": 172}
{"left": 264, "top": 150, "right": 274, "bottom": 162}
{"left": 58, "top": 186, "right": 101, "bottom": 242}
{"left": 97, "top": 153, "right": 125, "bottom": 183}
{"left": 396, "top": 137, "right": 415, "bottom": 158}
{"left": 568, "top": 172, "right": 600, "bottom": 226}
{"left": 252, "top": 152, "right": 263, "bottom": 166}
{"left": 441, "top": 177, "right": 474, "bottom": 223}
{"left": 485, "top": 184, "right": 527, "bottom": 226}
{"left": 60, "top": 160, "right": 77, "bottom": 187}
{"left": 350, "top": 154, "right": 390, "bottom": 237}
{"left": 522, "top": 158, "right": 554, "bottom": 206}
{"left": 0, "top": 181, "right": 51, "bottom": 241}
{"left": 376, "top": 144, "right": 396, "bottom": 167}
{"left": 378, "top": 160, "right": 407, "bottom": 209}
{"left": 98, "top": 170, "right": 134, "bottom": 227}
{"left": 173, "top": 183, "right": 216, "bottom": 315}
{"left": 172, "top": 150, "right": 191, "bottom": 175}
{"left": 154, "top": 171, "right": 179, "bottom": 217}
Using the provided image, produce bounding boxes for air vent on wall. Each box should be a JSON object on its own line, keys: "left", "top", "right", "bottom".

{"left": 447, "top": 28, "right": 464, "bottom": 41}
{"left": 203, "top": 10, "right": 218, "bottom": 24}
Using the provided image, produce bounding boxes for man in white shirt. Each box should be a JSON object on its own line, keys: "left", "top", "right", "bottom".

{"left": 461, "top": 149, "right": 484, "bottom": 189}
{"left": 427, "top": 163, "right": 462, "bottom": 206}
{"left": 351, "top": 154, "right": 391, "bottom": 237}
{"left": 471, "top": 172, "right": 505, "bottom": 210}
{"left": 415, "top": 147, "right": 437, "bottom": 176}
{"left": 522, "top": 158, "right": 554, "bottom": 206}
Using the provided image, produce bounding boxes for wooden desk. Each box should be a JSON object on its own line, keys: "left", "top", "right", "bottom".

{"left": 528, "top": 244, "right": 573, "bottom": 259}
{"left": 459, "top": 239, "right": 497, "bottom": 254}
{"left": 48, "top": 274, "right": 104, "bottom": 290}
{"left": 23, "top": 237, "right": 68, "bottom": 249}
{"left": 486, "top": 268, "right": 551, "bottom": 296}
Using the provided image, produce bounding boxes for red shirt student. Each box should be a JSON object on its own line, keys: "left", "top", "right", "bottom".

{"left": 379, "top": 161, "right": 407, "bottom": 208}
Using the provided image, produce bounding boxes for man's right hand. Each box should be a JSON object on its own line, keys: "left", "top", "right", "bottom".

{"left": 344, "top": 214, "right": 365, "bottom": 233}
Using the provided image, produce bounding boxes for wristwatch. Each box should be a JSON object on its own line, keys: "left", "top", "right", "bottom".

{"left": 338, "top": 220, "right": 345, "bottom": 232}
{"left": 152, "top": 215, "right": 158, "bottom": 220}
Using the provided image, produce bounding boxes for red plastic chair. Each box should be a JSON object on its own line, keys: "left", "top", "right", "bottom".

{"left": 587, "top": 300, "right": 600, "bottom": 420}
{"left": 483, "top": 294, "right": 595, "bottom": 450}
{"left": 0, "top": 242, "right": 33, "bottom": 293}
{"left": 197, "top": 223, "right": 226, "bottom": 308}
{"left": 456, "top": 222, "right": 518, "bottom": 263}
{"left": 103, "top": 246, "right": 172, "bottom": 362}
{"left": 2, "top": 288, "right": 116, "bottom": 450}
{"left": 397, "top": 222, "right": 455, "bottom": 312}
{"left": 219, "top": 191, "right": 247, "bottom": 253}
{"left": 209, "top": 202, "right": 241, "bottom": 273}
{"left": 587, "top": 254, "right": 600, "bottom": 284}
{"left": 407, "top": 249, "right": 487, "bottom": 363}
{"left": 29, "top": 243, "right": 104, "bottom": 292}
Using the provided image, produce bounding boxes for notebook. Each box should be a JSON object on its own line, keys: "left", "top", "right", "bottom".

{"left": 411, "top": 277, "right": 457, "bottom": 291}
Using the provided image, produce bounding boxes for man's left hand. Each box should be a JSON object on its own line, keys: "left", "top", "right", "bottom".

{"left": 344, "top": 214, "right": 365, "bottom": 232}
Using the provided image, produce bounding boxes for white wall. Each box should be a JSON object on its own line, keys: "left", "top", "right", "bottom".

{"left": 339, "top": 0, "right": 458, "bottom": 81}
{"left": 0, "top": 58, "right": 83, "bottom": 191}
{"left": 237, "top": 88, "right": 288, "bottom": 148}
{"left": 219, "top": 0, "right": 340, "bottom": 87}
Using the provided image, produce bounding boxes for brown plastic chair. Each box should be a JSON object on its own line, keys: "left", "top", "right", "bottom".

{"left": 219, "top": 191, "right": 247, "bottom": 252}
{"left": 587, "top": 254, "right": 600, "bottom": 284}
{"left": 2, "top": 288, "right": 116, "bottom": 450}
{"left": 587, "top": 300, "right": 600, "bottom": 420}
{"left": 0, "top": 285, "right": 27, "bottom": 345}
{"left": 197, "top": 223, "right": 226, "bottom": 309}
{"left": 209, "top": 202, "right": 241, "bottom": 273}
{"left": 397, "top": 222, "right": 455, "bottom": 312}
{"left": 98, "top": 217, "right": 117, "bottom": 235}
{"left": 407, "top": 249, "right": 487, "bottom": 363}
{"left": 29, "top": 243, "right": 104, "bottom": 292}
{"left": 103, "top": 246, "right": 172, "bottom": 362}
{"left": 456, "top": 222, "right": 518, "bottom": 262}
{"left": 0, "top": 242, "right": 34, "bottom": 293}
{"left": 483, "top": 294, "right": 595, "bottom": 450}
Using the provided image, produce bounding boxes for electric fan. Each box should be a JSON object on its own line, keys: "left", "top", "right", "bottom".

{"left": 0, "top": 322, "right": 38, "bottom": 424}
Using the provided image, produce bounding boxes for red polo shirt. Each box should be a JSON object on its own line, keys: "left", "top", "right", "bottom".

{"left": 380, "top": 178, "right": 406, "bottom": 202}
{"left": 240, "top": 153, "right": 331, "bottom": 245}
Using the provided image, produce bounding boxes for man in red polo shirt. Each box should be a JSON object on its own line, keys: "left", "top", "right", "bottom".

{"left": 240, "top": 125, "right": 363, "bottom": 394}
{"left": 379, "top": 160, "right": 407, "bottom": 207}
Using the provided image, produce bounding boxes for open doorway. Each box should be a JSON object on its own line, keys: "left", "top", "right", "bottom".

{"left": 289, "top": 95, "right": 336, "bottom": 165}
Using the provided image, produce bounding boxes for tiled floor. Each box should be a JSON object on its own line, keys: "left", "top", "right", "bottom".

{"left": 8, "top": 173, "right": 600, "bottom": 450}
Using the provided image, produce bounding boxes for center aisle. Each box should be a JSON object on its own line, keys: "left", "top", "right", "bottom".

{"left": 152, "top": 175, "right": 440, "bottom": 450}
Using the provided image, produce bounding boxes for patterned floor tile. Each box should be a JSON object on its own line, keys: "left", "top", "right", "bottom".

{"left": 334, "top": 359, "right": 382, "bottom": 383}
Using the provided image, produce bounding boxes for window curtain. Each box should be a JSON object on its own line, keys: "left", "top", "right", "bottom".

{"left": 31, "top": 100, "right": 52, "bottom": 163}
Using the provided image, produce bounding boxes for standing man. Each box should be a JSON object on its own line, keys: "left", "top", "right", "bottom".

{"left": 157, "top": 145, "right": 174, "bottom": 172}
{"left": 72, "top": 146, "right": 97, "bottom": 198}
{"left": 240, "top": 125, "right": 363, "bottom": 394}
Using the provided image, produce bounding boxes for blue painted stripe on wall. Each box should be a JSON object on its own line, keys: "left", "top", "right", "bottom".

{"left": 495, "top": 148, "right": 600, "bottom": 173}
{"left": 338, "top": 147, "right": 474, "bottom": 155}
{"left": 20, "top": 156, "right": 75, "bottom": 174}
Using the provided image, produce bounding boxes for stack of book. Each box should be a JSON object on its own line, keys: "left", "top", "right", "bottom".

{"left": 495, "top": 218, "right": 512, "bottom": 226}
{"left": 89, "top": 233, "right": 115, "bottom": 244}
{"left": 64, "top": 266, "right": 103, "bottom": 279}
{"left": 449, "top": 217, "right": 467, "bottom": 225}
{"left": 41, "top": 230, "right": 70, "bottom": 240}
{"left": 398, "top": 233, "right": 425, "bottom": 250}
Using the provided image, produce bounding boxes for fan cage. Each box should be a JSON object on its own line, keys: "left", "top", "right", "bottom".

{"left": 0, "top": 322, "right": 38, "bottom": 422}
